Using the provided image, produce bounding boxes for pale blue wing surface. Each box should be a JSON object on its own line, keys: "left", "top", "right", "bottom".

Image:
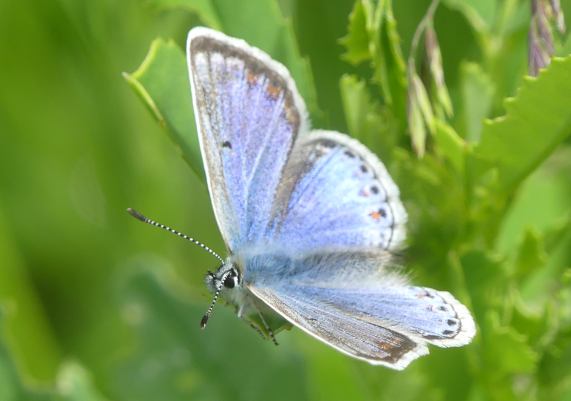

{"left": 245, "top": 250, "right": 475, "bottom": 368}
{"left": 249, "top": 285, "right": 429, "bottom": 370}
{"left": 187, "top": 28, "right": 308, "bottom": 251}
{"left": 289, "top": 285, "right": 475, "bottom": 347}
{"left": 267, "top": 130, "right": 407, "bottom": 254}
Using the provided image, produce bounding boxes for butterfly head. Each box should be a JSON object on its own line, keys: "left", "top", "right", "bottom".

{"left": 125, "top": 208, "right": 237, "bottom": 329}
{"left": 205, "top": 262, "right": 241, "bottom": 292}
{"left": 201, "top": 261, "right": 242, "bottom": 328}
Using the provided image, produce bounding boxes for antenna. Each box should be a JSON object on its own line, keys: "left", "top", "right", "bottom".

{"left": 127, "top": 208, "right": 224, "bottom": 263}
{"left": 200, "top": 270, "right": 231, "bottom": 329}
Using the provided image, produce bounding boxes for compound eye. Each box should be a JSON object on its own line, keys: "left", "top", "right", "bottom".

{"left": 223, "top": 274, "right": 236, "bottom": 289}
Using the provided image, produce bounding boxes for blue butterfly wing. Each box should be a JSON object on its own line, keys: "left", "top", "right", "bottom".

{"left": 187, "top": 28, "right": 308, "bottom": 251}
{"left": 250, "top": 284, "right": 429, "bottom": 370}
{"left": 268, "top": 130, "right": 407, "bottom": 254}
{"left": 246, "top": 251, "right": 475, "bottom": 369}
{"left": 292, "top": 285, "right": 476, "bottom": 346}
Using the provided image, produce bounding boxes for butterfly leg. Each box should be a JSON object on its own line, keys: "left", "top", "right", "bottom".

{"left": 247, "top": 320, "right": 266, "bottom": 340}
{"left": 257, "top": 310, "right": 279, "bottom": 346}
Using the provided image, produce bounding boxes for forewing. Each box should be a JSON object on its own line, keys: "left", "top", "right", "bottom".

{"left": 187, "top": 28, "right": 308, "bottom": 251}
{"left": 268, "top": 130, "right": 407, "bottom": 254}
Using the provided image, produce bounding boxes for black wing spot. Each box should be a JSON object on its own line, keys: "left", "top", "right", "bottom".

{"left": 438, "top": 305, "right": 448, "bottom": 312}
{"left": 447, "top": 319, "right": 457, "bottom": 326}
{"left": 443, "top": 329, "right": 455, "bottom": 336}
{"left": 344, "top": 150, "right": 355, "bottom": 158}
{"left": 222, "top": 141, "right": 232, "bottom": 149}
{"left": 360, "top": 165, "right": 368, "bottom": 173}
{"left": 321, "top": 139, "right": 337, "bottom": 148}
{"left": 371, "top": 185, "right": 379, "bottom": 194}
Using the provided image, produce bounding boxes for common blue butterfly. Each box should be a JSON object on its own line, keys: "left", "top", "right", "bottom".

{"left": 129, "top": 27, "right": 476, "bottom": 370}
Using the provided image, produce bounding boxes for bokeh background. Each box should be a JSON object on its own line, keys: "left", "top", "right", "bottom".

{"left": 1, "top": 0, "right": 571, "bottom": 400}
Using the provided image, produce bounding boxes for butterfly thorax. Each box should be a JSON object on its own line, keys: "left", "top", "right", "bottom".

{"left": 205, "top": 254, "right": 266, "bottom": 315}
{"left": 204, "top": 252, "right": 291, "bottom": 338}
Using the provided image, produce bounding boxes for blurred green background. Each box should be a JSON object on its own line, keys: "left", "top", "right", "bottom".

{"left": 1, "top": 0, "right": 571, "bottom": 400}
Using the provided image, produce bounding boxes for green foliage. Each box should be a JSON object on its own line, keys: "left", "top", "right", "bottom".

{"left": 340, "top": 0, "right": 407, "bottom": 113}
{"left": 475, "top": 57, "right": 571, "bottom": 192}
{"left": 458, "top": 61, "right": 494, "bottom": 142}
{"left": 340, "top": 74, "right": 399, "bottom": 163}
{"left": 1, "top": 0, "right": 571, "bottom": 401}
{"left": 0, "top": 314, "right": 110, "bottom": 401}
{"left": 124, "top": 39, "right": 204, "bottom": 180}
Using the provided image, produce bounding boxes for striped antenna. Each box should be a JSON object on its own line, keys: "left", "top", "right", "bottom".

{"left": 200, "top": 271, "right": 229, "bottom": 329}
{"left": 127, "top": 208, "right": 224, "bottom": 263}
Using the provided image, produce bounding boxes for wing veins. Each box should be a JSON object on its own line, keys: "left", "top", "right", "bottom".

{"left": 283, "top": 146, "right": 342, "bottom": 219}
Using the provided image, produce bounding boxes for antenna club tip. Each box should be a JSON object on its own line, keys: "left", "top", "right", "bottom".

{"left": 127, "top": 208, "right": 147, "bottom": 222}
{"left": 200, "top": 315, "right": 209, "bottom": 329}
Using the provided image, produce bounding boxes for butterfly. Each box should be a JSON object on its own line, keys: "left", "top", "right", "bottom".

{"left": 128, "top": 27, "right": 476, "bottom": 370}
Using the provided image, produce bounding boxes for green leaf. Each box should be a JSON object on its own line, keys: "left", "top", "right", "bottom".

{"left": 482, "top": 311, "right": 538, "bottom": 376}
{"left": 537, "top": 271, "right": 571, "bottom": 397}
{"left": 459, "top": 62, "right": 494, "bottom": 142}
{"left": 441, "top": 0, "right": 497, "bottom": 34}
{"left": 455, "top": 250, "right": 507, "bottom": 323}
{"left": 478, "top": 310, "right": 539, "bottom": 401}
{"left": 285, "top": 0, "right": 356, "bottom": 128}
{"left": 339, "top": 0, "right": 407, "bottom": 109}
{"left": 537, "top": 321, "right": 571, "bottom": 400}
{"left": 512, "top": 228, "right": 547, "bottom": 281}
{"left": 339, "top": 1, "right": 370, "bottom": 65}
{"left": 510, "top": 294, "right": 555, "bottom": 350}
{"left": 376, "top": 0, "right": 408, "bottom": 111}
{"left": 519, "top": 217, "right": 571, "bottom": 304}
{"left": 496, "top": 147, "right": 571, "bottom": 254}
{"left": 474, "top": 56, "right": 571, "bottom": 192}
{"left": 123, "top": 39, "right": 205, "bottom": 180}
{"left": 433, "top": 119, "right": 466, "bottom": 172}
{"left": 340, "top": 74, "right": 399, "bottom": 162}
{"left": 381, "top": 1, "right": 406, "bottom": 74}
{"left": 150, "top": 0, "right": 222, "bottom": 29}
